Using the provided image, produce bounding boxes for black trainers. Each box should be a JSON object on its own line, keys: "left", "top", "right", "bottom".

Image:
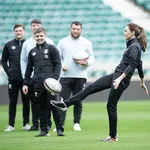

{"left": 57, "top": 129, "right": 65, "bottom": 136}
{"left": 51, "top": 98, "right": 67, "bottom": 111}
{"left": 100, "top": 136, "right": 118, "bottom": 142}
{"left": 35, "top": 131, "right": 50, "bottom": 137}
{"left": 28, "top": 126, "right": 39, "bottom": 131}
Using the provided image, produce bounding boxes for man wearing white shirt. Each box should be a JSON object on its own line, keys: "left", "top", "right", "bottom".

{"left": 57, "top": 21, "right": 95, "bottom": 131}
{"left": 21, "top": 19, "right": 54, "bottom": 131}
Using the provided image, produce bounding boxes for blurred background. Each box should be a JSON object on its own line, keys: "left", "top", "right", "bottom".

{"left": 0, "top": 0, "right": 150, "bottom": 103}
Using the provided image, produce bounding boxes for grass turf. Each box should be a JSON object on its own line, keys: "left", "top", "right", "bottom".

{"left": 0, "top": 100, "right": 150, "bottom": 150}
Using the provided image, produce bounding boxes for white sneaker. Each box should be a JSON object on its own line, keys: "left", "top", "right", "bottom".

{"left": 4, "top": 125, "right": 15, "bottom": 132}
{"left": 100, "top": 135, "right": 118, "bottom": 142}
{"left": 73, "top": 123, "right": 81, "bottom": 131}
{"left": 53, "top": 128, "right": 56, "bottom": 132}
{"left": 46, "top": 133, "right": 50, "bottom": 136}
{"left": 22, "top": 124, "right": 31, "bottom": 131}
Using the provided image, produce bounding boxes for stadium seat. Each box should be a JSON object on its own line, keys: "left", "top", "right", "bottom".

{"left": 136, "top": 0, "right": 150, "bottom": 10}
{"left": 0, "top": 0, "right": 150, "bottom": 82}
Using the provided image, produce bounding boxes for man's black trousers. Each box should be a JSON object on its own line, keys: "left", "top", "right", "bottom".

{"left": 27, "top": 79, "right": 52, "bottom": 128}
{"left": 35, "top": 89, "right": 64, "bottom": 133}
{"left": 59, "top": 78, "right": 86, "bottom": 126}
{"left": 8, "top": 81, "right": 29, "bottom": 126}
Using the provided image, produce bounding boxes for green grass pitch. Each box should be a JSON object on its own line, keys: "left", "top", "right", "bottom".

{"left": 0, "top": 100, "right": 150, "bottom": 150}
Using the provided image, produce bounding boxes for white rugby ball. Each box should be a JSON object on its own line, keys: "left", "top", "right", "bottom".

{"left": 73, "top": 51, "right": 89, "bottom": 61}
{"left": 44, "top": 78, "right": 62, "bottom": 94}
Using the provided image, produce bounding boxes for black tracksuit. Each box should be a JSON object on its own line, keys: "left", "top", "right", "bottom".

{"left": 64, "top": 38, "right": 144, "bottom": 138}
{"left": 1, "top": 39, "right": 29, "bottom": 127}
{"left": 24, "top": 42, "right": 63, "bottom": 133}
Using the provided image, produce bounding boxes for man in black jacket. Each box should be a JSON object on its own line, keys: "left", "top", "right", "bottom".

{"left": 23, "top": 27, "right": 64, "bottom": 137}
{"left": 21, "top": 19, "right": 54, "bottom": 131}
{"left": 2, "top": 24, "right": 30, "bottom": 131}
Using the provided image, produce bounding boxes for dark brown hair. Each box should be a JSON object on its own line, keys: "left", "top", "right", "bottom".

{"left": 127, "top": 23, "right": 147, "bottom": 52}
{"left": 71, "top": 21, "right": 82, "bottom": 28}
{"left": 13, "top": 24, "right": 25, "bottom": 30}
{"left": 31, "top": 19, "right": 42, "bottom": 25}
{"left": 33, "top": 27, "right": 46, "bottom": 35}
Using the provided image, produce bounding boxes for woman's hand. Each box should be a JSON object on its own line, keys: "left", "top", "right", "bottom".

{"left": 113, "top": 78, "right": 121, "bottom": 89}
{"left": 113, "top": 73, "right": 126, "bottom": 89}
{"left": 140, "top": 78, "right": 149, "bottom": 95}
{"left": 140, "top": 83, "right": 149, "bottom": 95}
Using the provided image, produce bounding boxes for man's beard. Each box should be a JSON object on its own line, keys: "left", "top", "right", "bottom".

{"left": 71, "top": 33, "right": 80, "bottom": 39}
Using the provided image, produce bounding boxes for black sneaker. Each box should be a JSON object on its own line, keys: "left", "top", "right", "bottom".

{"left": 51, "top": 99, "right": 67, "bottom": 111}
{"left": 100, "top": 136, "right": 118, "bottom": 142}
{"left": 35, "top": 131, "right": 50, "bottom": 137}
{"left": 57, "top": 129, "right": 65, "bottom": 136}
{"left": 28, "top": 126, "right": 39, "bottom": 131}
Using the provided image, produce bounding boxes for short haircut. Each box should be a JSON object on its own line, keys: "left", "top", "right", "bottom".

{"left": 33, "top": 27, "right": 46, "bottom": 35}
{"left": 71, "top": 21, "right": 82, "bottom": 28}
{"left": 31, "top": 19, "right": 42, "bottom": 25}
{"left": 13, "top": 24, "right": 25, "bottom": 30}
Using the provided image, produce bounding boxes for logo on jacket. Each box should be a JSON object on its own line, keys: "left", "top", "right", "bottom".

{"left": 11, "top": 46, "right": 16, "bottom": 49}
{"left": 32, "top": 52, "right": 36, "bottom": 56}
{"left": 44, "top": 55, "right": 48, "bottom": 59}
{"left": 44, "top": 49, "right": 48, "bottom": 54}
{"left": 9, "top": 84, "right": 12, "bottom": 89}
{"left": 35, "top": 92, "right": 38, "bottom": 97}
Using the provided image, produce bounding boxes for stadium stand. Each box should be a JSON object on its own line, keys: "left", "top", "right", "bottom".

{"left": 0, "top": 0, "right": 150, "bottom": 84}
{"left": 135, "top": 0, "right": 150, "bottom": 11}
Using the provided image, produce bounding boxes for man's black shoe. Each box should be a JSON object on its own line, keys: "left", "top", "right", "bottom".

{"left": 28, "top": 126, "right": 39, "bottom": 131}
{"left": 57, "top": 130, "right": 65, "bottom": 136}
{"left": 51, "top": 100, "right": 67, "bottom": 111}
{"left": 35, "top": 131, "right": 50, "bottom": 137}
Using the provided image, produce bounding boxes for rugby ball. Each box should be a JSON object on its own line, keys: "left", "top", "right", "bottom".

{"left": 44, "top": 78, "right": 62, "bottom": 94}
{"left": 73, "top": 51, "right": 89, "bottom": 61}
